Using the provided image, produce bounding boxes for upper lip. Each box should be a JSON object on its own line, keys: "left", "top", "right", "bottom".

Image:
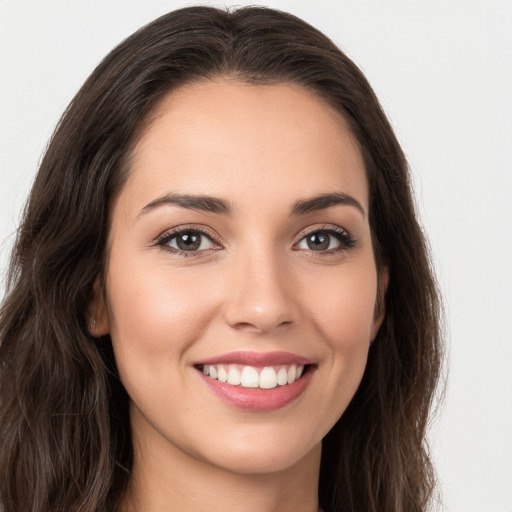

{"left": 195, "top": 351, "right": 314, "bottom": 367}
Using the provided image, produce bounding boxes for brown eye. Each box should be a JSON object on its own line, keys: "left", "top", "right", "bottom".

{"left": 295, "top": 227, "right": 355, "bottom": 253}
{"left": 175, "top": 232, "right": 202, "bottom": 251}
{"left": 298, "top": 230, "right": 341, "bottom": 251}
{"left": 305, "top": 232, "right": 332, "bottom": 251}
{"left": 159, "top": 230, "right": 217, "bottom": 253}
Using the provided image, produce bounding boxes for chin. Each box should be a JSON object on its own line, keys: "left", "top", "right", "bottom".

{"left": 181, "top": 416, "right": 325, "bottom": 476}
{"left": 201, "top": 436, "right": 322, "bottom": 476}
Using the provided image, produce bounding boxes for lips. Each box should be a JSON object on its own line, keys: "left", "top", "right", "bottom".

{"left": 194, "top": 351, "right": 315, "bottom": 411}
{"left": 197, "top": 351, "right": 312, "bottom": 367}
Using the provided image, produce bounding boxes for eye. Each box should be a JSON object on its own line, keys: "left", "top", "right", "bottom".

{"left": 295, "top": 228, "right": 355, "bottom": 252}
{"left": 156, "top": 228, "right": 220, "bottom": 254}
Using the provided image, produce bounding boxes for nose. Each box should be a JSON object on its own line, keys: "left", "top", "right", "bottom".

{"left": 223, "top": 250, "right": 299, "bottom": 335}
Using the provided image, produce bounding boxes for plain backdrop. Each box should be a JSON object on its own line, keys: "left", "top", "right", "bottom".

{"left": 1, "top": 1, "right": 511, "bottom": 511}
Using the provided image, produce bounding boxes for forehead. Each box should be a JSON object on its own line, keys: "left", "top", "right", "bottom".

{"left": 121, "top": 79, "right": 368, "bottom": 215}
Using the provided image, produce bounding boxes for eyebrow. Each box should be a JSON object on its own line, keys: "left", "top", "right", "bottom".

{"left": 138, "top": 193, "right": 232, "bottom": 217}
{"left": 138, "top": 191, "right": 365, "bottom": 219}
{"left": 291, "top": 192, "right": 366, "bottom": 218}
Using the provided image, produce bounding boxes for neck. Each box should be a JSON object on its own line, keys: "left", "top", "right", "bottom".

{"left": 120, "top": 422, "right": 321, "bottom": 512}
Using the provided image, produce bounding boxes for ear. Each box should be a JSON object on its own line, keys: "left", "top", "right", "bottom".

{"left": 88, "top": 276, "right": 110, "bottom": 337}
{"left": 370, "top": 266, "right": 389, "bottom": 342}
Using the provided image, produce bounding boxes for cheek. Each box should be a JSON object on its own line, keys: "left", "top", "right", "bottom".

{"left": 104, "top": 253, "right": 220, "bottom": 394}
{"left": 302, "top": 260, "right": 377, "bottom": 414}
{"left": 305, "top": 259, "right": 378, "bottom": 347}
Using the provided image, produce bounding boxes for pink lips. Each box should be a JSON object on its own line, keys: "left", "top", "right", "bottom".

{"left": 194, "top": 351, "right": 315, "bottom": 412}
{"left": 197, "top": 350, "right": 312, "bottom": 367}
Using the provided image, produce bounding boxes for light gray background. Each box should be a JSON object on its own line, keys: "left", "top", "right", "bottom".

{"left": 1, "top": 1, "right": 511, "bottom": 511}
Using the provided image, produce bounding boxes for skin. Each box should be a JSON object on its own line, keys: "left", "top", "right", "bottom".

{"left": 91, "top": 79, "right": 387, "bottom": 512}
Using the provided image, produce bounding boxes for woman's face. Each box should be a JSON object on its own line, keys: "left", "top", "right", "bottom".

{"left": 94, "top": 80, "right": 386, "bottom": 475}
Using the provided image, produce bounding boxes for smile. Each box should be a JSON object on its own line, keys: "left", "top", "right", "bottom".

{"left": 194, "top": 351, "right": 315, "bottom": 411}
{"left": 200, "top": 363, "right": 305, "bottom": 389}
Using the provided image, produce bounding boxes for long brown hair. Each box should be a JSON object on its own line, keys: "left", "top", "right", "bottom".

{"left": 0, "top": 6, "right": 443, "bottom": 511}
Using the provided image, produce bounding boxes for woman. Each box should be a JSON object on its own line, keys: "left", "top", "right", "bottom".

{"left": 0, "top": 6, "right": 442, "bottom": 512}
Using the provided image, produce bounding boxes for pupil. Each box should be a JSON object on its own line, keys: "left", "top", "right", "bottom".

{"left": 308, "top": 232, "right": 330, "bottom": 251}
{"left": 177, "top": 233, "right": 200, "bottom": 251}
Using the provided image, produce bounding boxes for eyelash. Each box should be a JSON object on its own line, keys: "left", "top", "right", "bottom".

{"left": 154, "top": 224, "right": 356, "bottom": 257}
{"left": 293, "top": 225, "right": 356, "bottom": 255}
{"left": 155, "top": 226, "right": 222, "bottom": 258}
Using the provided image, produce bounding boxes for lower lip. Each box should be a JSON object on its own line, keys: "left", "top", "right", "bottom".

{"left": 198, "top": 368, "right": 314, "bottom": 411}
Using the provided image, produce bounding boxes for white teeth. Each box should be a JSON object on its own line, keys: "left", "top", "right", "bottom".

{"left": 240, "top": 366, "right": 259, "bottom": 388}
{"left": 217, "top": 366, "right": 228, "bottom": 382}
{"left": 227, "top": 366, "right": 241, "bottom": 385}
{"left": 208, "top": 365, "right": 218, "bottom": 379}
{"left": 259, "top": 367, "right": 278, "bottom": 389}
{"left": 277, "top": 366, "right": 288, "bottom": 386}
{"left": 201, "top": 363, "right": 307, "bottom": 389}
{"left": 287, "top": 365, "right": 296, "bottom": 384}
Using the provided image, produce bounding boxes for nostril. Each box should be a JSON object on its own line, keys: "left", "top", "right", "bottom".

{"left": 233, "top": 321, "right": 258, "bottom": 331}
{"left": 232, "top": 319, "right": 294, "bottom": 332}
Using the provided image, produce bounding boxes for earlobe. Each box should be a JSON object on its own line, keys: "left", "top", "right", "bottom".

{"left": 370, "top": 266, "right": 389, "bottom": 342}
{"left": 88, "top": 276, "right": 110, "bottom": 337}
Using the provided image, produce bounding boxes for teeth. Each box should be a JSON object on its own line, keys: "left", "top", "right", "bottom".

{"left": 217, "top": 366, "right": 228, "bottom": 383}
{"left": 287, "top": 365, "right": 296, "bottom": 384}
{"left": 208, "top": 365, "right": 218, "bottom": 379}
{"left": 240, "top": 366, "right": 259, "bottom": 388}
{"left": 201, "top": 363, "right": 306, "bottom": 389}
{"left": 260, "top": 367, "right": 278, "bottom": 389}
{"left": 227, "top": 367, "right": 241, "bottom": 385}
{"left": 277, "top": 367, "right": 288, "bottom": 386}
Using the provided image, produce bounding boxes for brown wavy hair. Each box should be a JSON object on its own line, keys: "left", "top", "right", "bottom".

{"left": 0, "top": 6, "right": 443, "bottom": 512}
